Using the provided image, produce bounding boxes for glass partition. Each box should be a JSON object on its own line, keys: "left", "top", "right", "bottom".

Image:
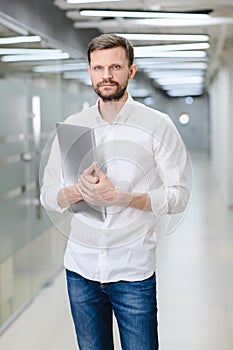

{"left": 0, "top": 27, "right": 95, "bottom": 331}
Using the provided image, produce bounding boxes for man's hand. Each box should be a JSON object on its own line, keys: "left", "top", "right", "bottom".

{"left": 57, "top": 183, "right": 83, "bottom": 209}
{"left": 79, "top": 162, "right": 126, "bottom": 206}
{"left": 79, "top": 162, "right": 152, "bottom": 211}
{"left": 59, "top": 162, "right": 152, "bottom": 211}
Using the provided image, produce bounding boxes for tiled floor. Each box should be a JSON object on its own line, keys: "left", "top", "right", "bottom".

{"left": 0, "top": 152, "right": 233, "bottom": 350}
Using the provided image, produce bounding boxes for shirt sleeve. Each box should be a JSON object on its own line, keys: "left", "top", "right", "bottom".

{"left": 40, "top": 135, "right": 66, "bottom": 213}
{"left": 148, "top": 115, "right": 190, "bottom": 218}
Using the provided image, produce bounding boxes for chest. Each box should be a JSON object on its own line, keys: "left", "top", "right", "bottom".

{"left": 94, "top": 124, "right": 155, "bottom": 185}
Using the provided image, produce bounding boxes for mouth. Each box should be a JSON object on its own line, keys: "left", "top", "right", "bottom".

{"left": 100, "top": 84, "right": 116, "bottom": 87}
{"left": 98, "top": 81, "right": 117, "bottom": 87}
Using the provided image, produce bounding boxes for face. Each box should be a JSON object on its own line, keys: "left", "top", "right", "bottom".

{"left": 88, "top": 46, "right": 136, "bottom": 102}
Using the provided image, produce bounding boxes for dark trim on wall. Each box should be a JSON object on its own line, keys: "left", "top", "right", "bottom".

{"left": 0, "top": 1, "right": 100, "bottom": 58}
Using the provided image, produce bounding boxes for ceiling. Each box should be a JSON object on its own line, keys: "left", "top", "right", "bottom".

{"left": 0, "top": 0, "right": 233, "bottom": 98}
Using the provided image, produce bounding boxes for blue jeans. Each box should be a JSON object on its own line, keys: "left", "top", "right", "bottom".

{"left": 66, "top": 269, "right": 159, "bottom": 350}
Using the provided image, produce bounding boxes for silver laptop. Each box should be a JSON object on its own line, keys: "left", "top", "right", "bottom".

{"left": 56, "top": 122, "right": 106, "bottom": 221}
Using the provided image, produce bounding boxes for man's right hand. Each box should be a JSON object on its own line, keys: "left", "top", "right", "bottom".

{"left": 57, "top": 184, "right": 83, "bottom": 209}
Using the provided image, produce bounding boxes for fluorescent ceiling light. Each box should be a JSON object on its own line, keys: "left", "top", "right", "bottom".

{"left": 67, "top": 0, "right": 122, "bottom": 3}
{"left": 33, "top": 62, "right": 87, "bottom": 73}
{"left": 147, "top": 70, "right": 205, "bottom": 78}
{"left": 80, "top": 10, "right": 210, "bottom": 19}
{"left": 136, "top": 61, "right": 208, "bottom": 70}
{"left": 135, "top": 57, "right": 208, "bottom": 64}
{"left": 73, "top": 17, "right": 233, "bottom": 28}
{"left": 167, "top": 90, "right": 202, "bottom": 97}
{"left": 1, "top": 53, "right": 70, "bottom": 62}
{"left": 0, "top": 35, "right": 41, "bottom": 45}
{"left": 134, "top": 42, "right": 210, "bottom": 53}
{"left": 125, "top": 18, "right": 233, "bottom": 27}
{"left": 0, "top": 48, "right": 62, "bottom": 55}
{"left": 134, "top": 50, "right": 207, "bottom": 58}
{"left": 167, "top": 87, "right": 203, "bottom": 93}
{"left": 115, "top": 33, "right": 209, "bottom": 42}
{"left": 161, "top": 84, "right": 203, "bottom": 90}
{"left": 157, "top": 76, "right": 204, "bottom": 85}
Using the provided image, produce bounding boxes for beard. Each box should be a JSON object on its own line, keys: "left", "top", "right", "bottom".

{"left": 93, "top": 79, "right": 128, "bottom": 102}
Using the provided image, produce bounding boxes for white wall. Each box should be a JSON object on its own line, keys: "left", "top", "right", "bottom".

{"left": 209, "top": 47, "right": 233, "bottom": 207}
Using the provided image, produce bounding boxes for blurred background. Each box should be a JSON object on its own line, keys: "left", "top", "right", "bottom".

{"left": 0, "top": 1, "right": 233, "bottom": 349}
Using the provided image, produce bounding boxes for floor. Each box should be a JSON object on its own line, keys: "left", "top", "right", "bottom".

{"left": 0, "top": 152, "right": 233, "bottom": 350}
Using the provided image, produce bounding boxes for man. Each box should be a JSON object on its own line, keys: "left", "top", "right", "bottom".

{"left": 41, "top": 34, "right": 189, "bottom": 350}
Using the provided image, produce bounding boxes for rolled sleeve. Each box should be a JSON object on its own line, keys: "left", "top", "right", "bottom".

{"left": 148, "top": 187, "right": 168, "bottom": 217}
{"left": 149, "top": 114, "right": 190, "bottom": 217}
{"left": 40, "top": 135, "right": 66, "bottom": 213}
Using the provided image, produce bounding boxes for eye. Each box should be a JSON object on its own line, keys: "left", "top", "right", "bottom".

{"left": 112, "top": 64, "right": 121, "bottom": 70}
{"left": 93, "top": 65, "right": 102, "bottom": 71}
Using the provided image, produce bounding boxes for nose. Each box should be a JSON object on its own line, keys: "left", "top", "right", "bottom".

{"left": 102, "top": 67, "right": 113, "bottom": 80}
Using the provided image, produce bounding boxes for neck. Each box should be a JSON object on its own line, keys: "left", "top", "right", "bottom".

{"left": 98, "top": 92, "right": 128, "bottom": 124}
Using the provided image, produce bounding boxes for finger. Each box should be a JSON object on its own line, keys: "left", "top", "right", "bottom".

{"left": 79, "top": 181, "right": 93, "bottom": 198}
{"left": 80, "top": 174, "right": 94, "bottom": 189}
{"left": 93, "top": 162, "right": 106, "bottom": 179}
{"left": 83, "top": 162, "right": 95, "bottom": 176}
{"left": 74, "top": 184, "right": 83, "bottom": 198}
{"left": 83, "top": 174, "right": 99, "bottom": 184}
{"left": 79, "top": 176, "right": 101, "bottom": 200}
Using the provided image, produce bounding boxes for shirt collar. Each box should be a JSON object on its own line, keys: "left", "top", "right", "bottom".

{"left": 95, "top": 93, "right": 135, "bottom": 125}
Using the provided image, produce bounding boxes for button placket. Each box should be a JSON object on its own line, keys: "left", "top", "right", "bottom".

{"left": 99, "top": 248, "right": 107, "bottom": 282}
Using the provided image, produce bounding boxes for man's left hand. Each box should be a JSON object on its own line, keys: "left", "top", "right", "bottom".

{"left": 79, "top": 162, "right": 130, "bottom": 206}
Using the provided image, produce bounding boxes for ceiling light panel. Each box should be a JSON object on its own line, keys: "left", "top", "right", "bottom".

{"left": 73, "top": 17, "right": 233, "bottom": 29}
{"left": 0, "top": 49, "right": 62, "bottom": 55}
{"left": 134, "top": 43, "right": 210, "bottom": 53}
{"left": 134, "top": 50, "right": 207, "bottom": 58}
{"left": 141, "top": 61, "right": 207, "bottom": 67}
{"left": 1, "top": 53, "right": 70, "bottom": 62}
{"left": 161, "top": 84, "right": 203, "bottom": 90}
{"left": 167, "top": 90, "right": 203, "bottom": 97}
{"left": 80, "top": 10, "right": 210, "bottom": 19}
{"left": 147, "top": 70, "right": 205, "bottom": 78}
{"left": 33, "top": 62, "right": 87, "bottom": 73}
{"left": 67, "top": 0, "right": 122, "bottom": 3}
{"left": 125, "top": 17, "right": 233, "bottom": 27}
{"left": 157, "top": 76, "right": 204, "bottom": 85}
{"left": 136, "top": 62, "right": 207, "bottom": 71}
{"left": 114, "top": 33, "right": 210, "bottom": 42}
{"left": 0, "top": 35, "right": 41, "bottom": 44}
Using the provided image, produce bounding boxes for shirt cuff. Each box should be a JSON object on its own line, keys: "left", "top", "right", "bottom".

{"left": 40, "top": 185, "right": 66, "bottom": 214}
{"left": 148, "top": 187, "right": 168, "bottom": 218}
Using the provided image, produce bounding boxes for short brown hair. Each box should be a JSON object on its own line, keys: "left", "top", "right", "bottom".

{"left": 87, "top": 34, "right": 134, "bottom": 67}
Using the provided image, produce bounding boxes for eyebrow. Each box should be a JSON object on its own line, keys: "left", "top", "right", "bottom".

{"left": 91, "top": 62, "right": 123, "bottom": 67}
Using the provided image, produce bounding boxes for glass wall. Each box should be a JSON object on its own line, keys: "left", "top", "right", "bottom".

{"left": 0, "top": 66, "right": 95, "bottom": 332}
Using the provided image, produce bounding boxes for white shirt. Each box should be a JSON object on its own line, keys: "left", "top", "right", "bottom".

{"left": 40, "top": 94, "right": 189, "bottom": 283}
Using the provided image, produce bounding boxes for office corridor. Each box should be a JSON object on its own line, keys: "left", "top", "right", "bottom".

{"left": 0, "top": 152, "right": 232, "bottom": 350}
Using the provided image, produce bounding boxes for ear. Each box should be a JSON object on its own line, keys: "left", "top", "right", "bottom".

{"left": 128, "top": 64, "right": 137, "bottom": 80}
{"left": 87, "top": 65, "right": 91, "bottom": 76}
